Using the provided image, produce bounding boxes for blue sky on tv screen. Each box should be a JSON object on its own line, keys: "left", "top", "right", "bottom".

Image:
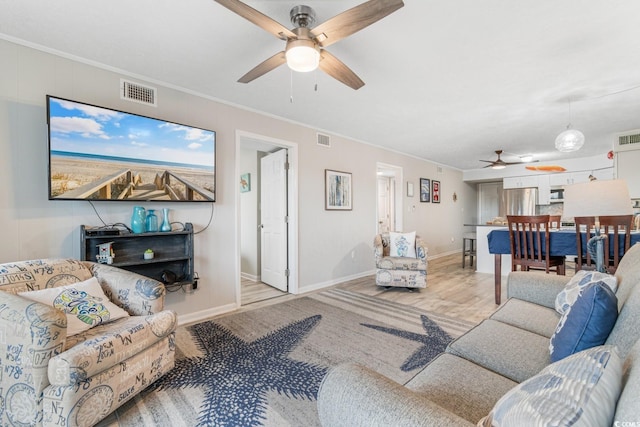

{"left": 48, "top": 97, "right": 215, "bottom": 169}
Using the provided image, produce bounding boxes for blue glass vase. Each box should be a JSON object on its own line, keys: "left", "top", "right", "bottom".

{"left": 160, "top": 208, "right": 172, "bottom": 232}
{"left": 131, "top": 206, "right": 146, "bottom": 234}
{"left": 145, "top": 209, "right": 158, "bottom": 232}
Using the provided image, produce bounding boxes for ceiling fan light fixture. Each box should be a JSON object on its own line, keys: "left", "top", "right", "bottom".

{"left": 285, "top": 40, "right": 320, "bottom": 72}
{"left": 491, "top": 164, "right": 506, "bottom": 170}
{"left": 555, "top": 124, "right": 585, "bottom": 152}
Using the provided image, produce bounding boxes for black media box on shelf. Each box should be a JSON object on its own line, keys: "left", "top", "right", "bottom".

{"left": 85, "top": 228, "right": 121, "bottom": 237}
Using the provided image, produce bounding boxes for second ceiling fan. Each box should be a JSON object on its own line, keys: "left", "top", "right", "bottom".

{"left": 214, "top": 0, "right": 405, "bottom": 90}
{"left": 480, "top": 150, "right": 539, "bottom": 169}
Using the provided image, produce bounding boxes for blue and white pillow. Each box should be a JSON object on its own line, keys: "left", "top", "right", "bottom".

{"left": 481, "top": 345, "right": 622, "bottom": 427}
{"left": 555, "top": 270, "right": 617, "bottom": 314}
{"left": 389, "top": 231, "right": 416, "bottom": 258}
{"left": 550, "top": 281, "right": 618, "bottom": 362}
{"left": 18, "top": 277, "right": 130, "bottom": 336}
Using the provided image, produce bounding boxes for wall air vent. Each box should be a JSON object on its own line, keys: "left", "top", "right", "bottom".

{"left": 614, "top": 129, "right": 640, "bottom": 152}
{"left": 317, "top": 133, "right": 331, "bottom": 148}
{"left": 120, "top": 79, "right": 157, "bottom": 107}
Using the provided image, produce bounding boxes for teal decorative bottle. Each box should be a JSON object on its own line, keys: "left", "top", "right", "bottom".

{"left": 160, "top": 208, "right": 172, "bottom": 232}
{"left": 145, "top": 209, "right": 158, "bottom": 232}
{"left": 131, "top": 206, "right": 146, "bottom": 234}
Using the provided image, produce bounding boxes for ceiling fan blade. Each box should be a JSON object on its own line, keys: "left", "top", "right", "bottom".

{"left": 318, "top": 50, "right": 365, "bottom": 90}
{"left": 311, "top": 0, "right": 404, "bottom": 47}
{"left": 238, "top": 51, "right": 286, "bottom": 84}
{"left": 214, "top": 0, "right": 296, "bottom": 40}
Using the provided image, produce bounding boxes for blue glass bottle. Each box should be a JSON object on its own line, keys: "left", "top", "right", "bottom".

{"left": 160, "top": 208, "right": 172, "bottom": 232}
{"left": 131, "top": 206, "right": 146, "bottom": 234}
{"left": 145, "top": 209, "right": 158, "bottom": 232}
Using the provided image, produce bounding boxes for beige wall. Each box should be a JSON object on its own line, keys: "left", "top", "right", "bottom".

{"left": 0, "top": 39, "right": 477, "bottom": 322}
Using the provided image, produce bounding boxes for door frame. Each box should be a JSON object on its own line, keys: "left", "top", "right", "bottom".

{"left": 235, "top": 130, "right": 299, "bottom": 305}
{"left": 376, "top": 162, "right": 403, "bottom": 233}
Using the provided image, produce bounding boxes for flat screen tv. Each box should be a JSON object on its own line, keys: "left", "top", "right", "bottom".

{"left": 47, "top": 95, "right": 216, "bottom": 202}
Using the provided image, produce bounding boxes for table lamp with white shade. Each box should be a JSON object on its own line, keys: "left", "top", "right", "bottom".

{"left": 562, "top": 179, "right": 632, "bottom": 272}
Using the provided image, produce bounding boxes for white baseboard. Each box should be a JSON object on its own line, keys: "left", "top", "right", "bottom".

{"left": 297, "top": 269, "right": 377, "bottom": 294}
{"left": 177, "top": 302, "right": 238, "bottom": 326}
{"left": 240, "top": 272, "right": 260, "bottom": 282}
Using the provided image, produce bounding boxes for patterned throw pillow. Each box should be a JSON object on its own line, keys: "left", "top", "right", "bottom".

{"left": 555, "top": 270, "right": 618, "bottom": 314}
{"left": 389, "top": 231, "right": 417, "bottom": 258}
{"left": 480, "top": 346, "right": 622, "bottom": 427}
{"left": 19, "top": 277, "right": 130, "bottom": 336}
{"left": 550, "top": 281, "right": 618, "bottom": 362}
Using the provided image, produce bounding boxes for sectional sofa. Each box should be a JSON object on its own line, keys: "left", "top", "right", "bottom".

{"left": 318, "top": 242, "right": 640, "bottom": 426}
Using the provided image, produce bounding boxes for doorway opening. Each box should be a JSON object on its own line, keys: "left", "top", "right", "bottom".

{"left": 376, "top": 163, "right": 403, "bottom": 234}
{"left": 237, "top": 132, "right": 299, "bottom": 307}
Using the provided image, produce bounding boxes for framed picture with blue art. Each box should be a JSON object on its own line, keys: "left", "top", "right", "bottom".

{"left": 420, "top": 178, "right": 430, "bottom": 202}
{"left": 240, "top": 173, "right": 251, "bottom": 192}
{"left": 325, "top": 169, "right": 352, "bottom": 210}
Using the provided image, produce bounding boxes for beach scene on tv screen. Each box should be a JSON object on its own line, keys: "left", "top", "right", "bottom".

{"left": 48, "top": 97, "right": 215, "bottom": 201}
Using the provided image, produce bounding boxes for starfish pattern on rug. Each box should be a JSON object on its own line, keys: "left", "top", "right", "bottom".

{"left": 153, "top": 315, "right": 327, "bottom": 426}
{"left": 361, "top": 314, "right": 452, "bottom": 371}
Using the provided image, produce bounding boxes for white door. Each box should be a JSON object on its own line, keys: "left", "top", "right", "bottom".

{"left": 378, "top": 177, "right": 391, "bottom": 233}
{"left": 260, "top": 149, "right": 288, "bottom": 291}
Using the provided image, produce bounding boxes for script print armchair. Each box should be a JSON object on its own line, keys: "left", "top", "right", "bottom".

{"left": 0, "top": 258, "right": 177, "bottom": 427}
{"left": 374, "top": 232, "right": 428, "bottom": 289}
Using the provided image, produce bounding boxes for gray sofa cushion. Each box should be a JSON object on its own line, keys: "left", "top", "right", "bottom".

{"left": 490, "top": 298, "right": 560, "bottom": 338}
{"left": 606, "top": 282, "right": 640, "bottom": 358}
{"left": 406, "top": 353, "right": 517, "bottom": 423}
{"left": 446, "top": 319, "right": 550, "bottom": 382}
{"left": 615, "top": 339, "right": 640, "bottom": 423}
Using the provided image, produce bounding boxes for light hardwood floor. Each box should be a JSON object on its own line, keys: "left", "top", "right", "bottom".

{"left": 241, "top": 253, "right": 574, "bottom": 325}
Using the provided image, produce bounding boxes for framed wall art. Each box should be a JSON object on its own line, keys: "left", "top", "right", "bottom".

{"left": 407, "top": 181, "right": 414, "bottom": 197}
{"left": 240, "top": 173, "right": 251, "bottom": 192}
{"left": 432, "top": 180, "right": 441, "bottom": 203}
{"left": 325, "top": 169, "right": 352, "bottom": 210}
{"left": 420, "top": 178, "right": 430, "bottom": 203}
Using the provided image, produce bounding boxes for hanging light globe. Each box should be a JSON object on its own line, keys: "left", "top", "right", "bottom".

{"left": 555, "top": 124, "right": 585, "bottom": 152}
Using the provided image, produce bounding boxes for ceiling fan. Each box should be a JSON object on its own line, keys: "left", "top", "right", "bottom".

{"left": 479, "top": 150, "right": 539, "bottom": 169}
{"left": 213, "top": 0, "right": 405, "bottom": 90}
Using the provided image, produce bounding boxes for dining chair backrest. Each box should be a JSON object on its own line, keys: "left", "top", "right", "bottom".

{"left": 507, "top": 215, "right": 565, "bottom": 275}
{"left": 549, "top": 215, "right": 562, "bottom": 229}
{"left": 574, "top": 215, "right": 633, "bottom": 274}
{"left": 574, "top": 216, "right": 597, "bottom": 272}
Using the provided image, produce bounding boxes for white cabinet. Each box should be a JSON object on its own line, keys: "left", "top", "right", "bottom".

{"left": 616, "top": 150, "right": 640, "bottom": 199}
{"left": 549, "top": 171, "right": 591, "bottom": 186}
{"left": 503, "top": 175, "right": 540, "bottom": 189}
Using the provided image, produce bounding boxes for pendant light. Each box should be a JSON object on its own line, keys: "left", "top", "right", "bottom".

{"left": 555, "top": 99, "right": 584, "bottom": 152}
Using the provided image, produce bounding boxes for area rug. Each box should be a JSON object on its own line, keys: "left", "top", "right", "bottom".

{"left": 99, "top": 289, "right": 475, "bottom": 427}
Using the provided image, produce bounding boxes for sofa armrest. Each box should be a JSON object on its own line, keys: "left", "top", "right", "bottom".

{"left": 507, "top": 271, "right": 570, "bottom": 309}
{"left": 0, "top": 291, "right": 67, "bottom": 424}
{"left": 84, "top": 262, "right": 166, "bottom": 316}
{"left": 318, "top": 364, "right": 474, "bottom": 427}
{"left": 374, "top": 234, "right": 384, "bottom": 263}
{"left": 416, "top": 237, "right": 428, "bottom": 262}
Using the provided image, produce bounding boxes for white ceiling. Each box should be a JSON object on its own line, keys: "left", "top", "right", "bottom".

{"left": 2, "top": 0, "right": 640, "bottom": 171}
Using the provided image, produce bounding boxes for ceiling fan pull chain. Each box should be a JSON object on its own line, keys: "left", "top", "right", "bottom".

{"left": 290, "top": 69, "right": 294, "bottom": 103}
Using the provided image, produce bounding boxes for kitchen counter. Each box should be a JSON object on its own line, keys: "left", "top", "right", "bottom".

{"left": 474, "top": 225, "right": 512, "bottom": 276}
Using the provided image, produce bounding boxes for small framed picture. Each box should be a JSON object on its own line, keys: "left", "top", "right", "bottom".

{"left": 240, "top": 173, "right": 251, "bottom": 192}
{"left": 420, "top": 178, "right": 430, "bottom": 203}
{"left": 407, "top": 182, "right": 414, "bottom": 197}
{"left": 432, "top": 180, "right": 441, "bottom": 203}
{"left": 325, "top": 169, "right": 352, "bottom": 210}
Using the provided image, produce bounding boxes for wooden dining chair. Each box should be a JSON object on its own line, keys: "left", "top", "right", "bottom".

{"left": 549, "top": 215, "right": 562, "bottom": 229}
{"left": 507, "top": 215, "right": 566, "bottom": 275}
{"left": 574, "top": 215, "right": 633, "bottom": 274}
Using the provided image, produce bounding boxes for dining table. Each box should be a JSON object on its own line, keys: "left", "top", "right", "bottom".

{"left": 487, "top": 229, "right": 640, "bottom": 304}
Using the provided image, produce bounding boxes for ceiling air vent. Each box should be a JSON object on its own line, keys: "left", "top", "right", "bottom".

{"left": 614, "top": 129, "right": 640, "bottom": 152}
{"left": 317, "top": 133, "right": 331, "bottom": 148}
{"left": 120, "top": 79, "right": 157, "bottom": 107}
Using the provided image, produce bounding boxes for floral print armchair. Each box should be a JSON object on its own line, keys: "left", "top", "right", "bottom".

{"left": 0, "top": 259, "right": 176, "bottom": 426}
{"left": 374, "top": 233, "right": 428, "bottom": 288}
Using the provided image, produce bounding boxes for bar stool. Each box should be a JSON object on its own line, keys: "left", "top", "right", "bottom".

{"left": 462, "top": 232, "right": 477, "bottom": 268}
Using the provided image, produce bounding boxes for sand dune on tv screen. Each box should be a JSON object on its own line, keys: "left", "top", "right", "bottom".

{"left": 50, "top": 156, "right": 214, "bottom": 199}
